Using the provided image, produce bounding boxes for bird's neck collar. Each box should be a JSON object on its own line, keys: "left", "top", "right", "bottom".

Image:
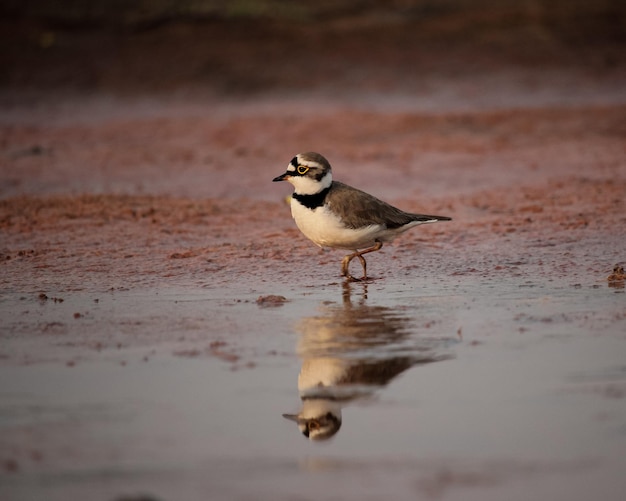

{"left": 292, "top": 184, "right": 331, "bottom": 210}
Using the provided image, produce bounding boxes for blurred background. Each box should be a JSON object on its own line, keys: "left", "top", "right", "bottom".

{"left": 1, "top": 0, "right": 624, "bottom": 97}
{"left": 0, "top": 1, "right": 624, "bottom": 200}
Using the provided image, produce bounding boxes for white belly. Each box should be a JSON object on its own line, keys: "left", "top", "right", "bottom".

{"left": 291, "top": 200, "right": 384, "bottom": 250}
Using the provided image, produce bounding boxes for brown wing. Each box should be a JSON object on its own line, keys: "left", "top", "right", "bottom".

{"left": 326, "top": 181, "right": 450, "bottom": 230}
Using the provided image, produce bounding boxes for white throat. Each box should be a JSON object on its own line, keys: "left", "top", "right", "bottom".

{"left": 289, "top": 171, "right": 332, "bottom": 195}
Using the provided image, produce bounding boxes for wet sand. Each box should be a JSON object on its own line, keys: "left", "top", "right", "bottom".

{"left": 1, "top": 11, "right": 626, "bottom": 501}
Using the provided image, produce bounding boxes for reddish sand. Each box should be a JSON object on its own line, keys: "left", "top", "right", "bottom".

{"left": 2, "top": 104, "right": 625, "bottom": 293}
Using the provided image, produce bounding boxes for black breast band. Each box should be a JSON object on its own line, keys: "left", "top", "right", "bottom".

{"left": 292, "top": 186, "right": 331, "bottom": 209}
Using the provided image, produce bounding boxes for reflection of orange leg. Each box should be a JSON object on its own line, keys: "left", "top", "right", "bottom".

{"left": 340, "top": 240, "right": 383, "bottom": 281}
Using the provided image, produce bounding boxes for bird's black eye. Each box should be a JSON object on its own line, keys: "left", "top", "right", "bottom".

{"left": 297, "top": 166, "right": 309, "bottom": 175}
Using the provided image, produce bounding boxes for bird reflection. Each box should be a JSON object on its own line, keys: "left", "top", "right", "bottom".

{"left": 283, "top": 283, "right": 450, "bottom": 440}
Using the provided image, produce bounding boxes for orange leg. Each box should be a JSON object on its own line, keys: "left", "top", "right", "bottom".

{"left": 340, "top": 240, "right": 383, "bottom": 281}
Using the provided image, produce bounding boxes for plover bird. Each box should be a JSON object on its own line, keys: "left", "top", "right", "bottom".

{"left": 273, "top": 152, "right": 451, "bottom": 281}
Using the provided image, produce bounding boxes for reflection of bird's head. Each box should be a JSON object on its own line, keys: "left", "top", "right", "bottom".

{"left": 283, "top": 398, "right": 342, "bottom": 441}
{"left": 283, "top": 410, "right": 341, "bottom": 441}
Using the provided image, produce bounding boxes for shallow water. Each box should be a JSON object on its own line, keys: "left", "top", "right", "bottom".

{"left": 1, "top": 276, "right": 625, "bottom": 501}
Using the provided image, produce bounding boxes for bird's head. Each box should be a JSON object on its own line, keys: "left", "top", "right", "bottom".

{"left": 273, "top": 152, "right": 333, "bottom": 195}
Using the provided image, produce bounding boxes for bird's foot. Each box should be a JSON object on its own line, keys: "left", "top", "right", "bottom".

{"left": 344, "top": 274, "right": 365, "bottom": 282}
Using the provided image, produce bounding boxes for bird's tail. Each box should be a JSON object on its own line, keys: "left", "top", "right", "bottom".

{"left": 413, "top": 214, "right": 452, "bottom": 222}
